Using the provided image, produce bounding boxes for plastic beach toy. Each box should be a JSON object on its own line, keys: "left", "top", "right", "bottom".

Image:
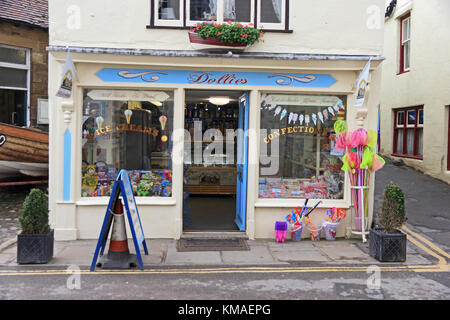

{"left": 307, "top": 224, "right": 322, "bottom": 241}
{"left": 290, "top": 223, "right": 303, "bottom": 241}
{"left": 322, "top": 221, "right": 339, "bottom": 241}
{"left": 275, "top": 221, "right": 288, "bottom": 243}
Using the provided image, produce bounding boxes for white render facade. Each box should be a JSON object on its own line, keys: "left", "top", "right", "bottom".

{"left": 48, "top": 0, "right": 385, "bottom": 240}
{"left": 380, "top": 0, "right": 450, "bottom": 184}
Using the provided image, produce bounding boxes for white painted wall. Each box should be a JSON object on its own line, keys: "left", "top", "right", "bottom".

{"left": 47, "top": 0, "right": 386, "bottom": 240}
{"left": 49, "top": 0, "right": 385, "bottom": 55}
{"left": 380, "top": 0, "right": 450, "bottom": 183}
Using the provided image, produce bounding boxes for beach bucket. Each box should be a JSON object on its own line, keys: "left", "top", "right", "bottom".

{"left": 275, "top": 221, "right": 288, "bottom": 243}
{"left": 322, "top": 221, "right": 339, "bottom": 241}
{"left": 290, "top": 223, "right": 303, "bottom": 241}
{"left": 307, "top": 224, "right": 322, "bottom": 241}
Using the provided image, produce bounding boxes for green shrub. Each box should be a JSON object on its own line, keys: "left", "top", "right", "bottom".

{"left": 378, "top": 182, "right": 406, "bottom": 233}
{"left": 18, "top": 188, "right": 50, "bottom": 234}
{"left": 191, "top": 21, "right": 264, "bottom": 46}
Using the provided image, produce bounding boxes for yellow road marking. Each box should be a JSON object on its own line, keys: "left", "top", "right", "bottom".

{"left": 401, "top": 225, "right": 450, "bottom": 259}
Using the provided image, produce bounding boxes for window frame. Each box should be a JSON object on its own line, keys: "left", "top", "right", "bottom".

{"left": 80, "top": 87, "right": 176, "bottom": 199}
{"left": 0, "top": 44, "right": 31, "bottom": 127}
{"left": 257, "top": 92, "right": 347, "bottom": 201}
{"left": 148, "top": 0, "right": 291, "bottom": 32}
{"left": 393, "top": 106, "right": 423, "bottom": 160}
{"left": 185, "top": 0, "right": 256, "bottom": 26}
{"left": 256, "top": 0, "right": 286, "bottom": 30}
{"left": 153, "top": 0, "right": 185, "bottom": 27}
{"left": 0, "top": 44, "right": 30, "bottom": 91}
{"left": 398, "top": 13, "right": 411, "bottom": 74}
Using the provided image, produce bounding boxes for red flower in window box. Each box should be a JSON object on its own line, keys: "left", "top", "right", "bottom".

{"left": 188, "top": 22, "right": 264, "bottom": 52}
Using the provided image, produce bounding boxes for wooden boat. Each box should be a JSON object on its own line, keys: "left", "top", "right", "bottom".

{"left": 0, "top": 123, "right": 48, "bottom": 178}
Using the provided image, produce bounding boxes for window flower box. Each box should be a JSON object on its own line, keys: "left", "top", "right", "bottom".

{"left": 188, "top": 21, "right": 264, "bottom": 52}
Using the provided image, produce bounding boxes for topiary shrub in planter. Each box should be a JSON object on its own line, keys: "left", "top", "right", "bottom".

{"left": 17, "top": 188, "right": 53, "bottom": 264}
{"left": 370, "top": 182, "right": 407, "bottom": 262}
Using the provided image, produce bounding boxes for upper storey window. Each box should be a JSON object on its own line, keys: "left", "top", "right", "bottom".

{"left": 151, "top": 0, "right": 290, "bottom": 31}
{"left": 399, "top": 13, "right": 411, "bottom": 74}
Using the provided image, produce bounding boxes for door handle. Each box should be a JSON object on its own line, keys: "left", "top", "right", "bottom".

{"left": 237, "top": 166, "right": 242, "bottom": 180}
{"left": 11, "top": 112, "right": 17, "bottom": 125}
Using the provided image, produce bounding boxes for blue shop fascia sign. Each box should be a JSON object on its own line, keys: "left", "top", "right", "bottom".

{"left": 96, "top": 68, "right": 337, "bottom": 88}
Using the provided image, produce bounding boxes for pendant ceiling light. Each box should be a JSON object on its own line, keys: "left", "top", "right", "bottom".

{"left": 208, "top": 96, "right": 230, "bottom": 106}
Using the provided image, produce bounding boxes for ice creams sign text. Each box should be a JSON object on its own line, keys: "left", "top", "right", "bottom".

{"left": 95, "top": 124, "right": 159, "bottom": 137}
{"left": 96, "top": 68, "right": 337, "bottom": 88}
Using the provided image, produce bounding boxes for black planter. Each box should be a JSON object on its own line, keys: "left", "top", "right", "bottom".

{"left": 17, "top": 229, "right": 54, "bottom": 264}
{"left": 369, "top": 228, "right": 406, "bottom": 262}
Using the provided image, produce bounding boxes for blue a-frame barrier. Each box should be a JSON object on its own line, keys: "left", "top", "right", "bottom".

{"left": 90, "top": 170, "right": 148, "bottom": 271}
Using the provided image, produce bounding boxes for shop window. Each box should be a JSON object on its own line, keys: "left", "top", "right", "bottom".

{"left": 259, "top": 94, "right": 346, "bottom": 200}
{"left": 150, "top": 0, "right": 288, "bottom": 30}
{"left": 81, "top": 89, "right": 174, "bottom": 198}
{"left": 0, "top": 44, "right": 29, "bottom": 126}
{"left": 399, "top": 13, "right": 411, "bottom": 74}
{"left": 393, "top": 106, "right": 423, "bottom": 159}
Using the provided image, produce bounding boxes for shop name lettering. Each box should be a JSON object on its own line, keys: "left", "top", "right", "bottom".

{"left": 264, "top": 126, "right": 325, "bottom": 144}
{"left": 188, "top": 72, "right": 247, "bottom": 85}
{"left": 178, "top": 304, "right": 270, "bottom": 317}
{"left": 95, "top": 124, "right": 159, "bottom": 137}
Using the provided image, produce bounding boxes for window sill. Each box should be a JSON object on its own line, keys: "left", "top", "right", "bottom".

{"left": 397, "top": 70, "right": 410, "bottom": 76}
{"left": 391, "top": 153, "right": 423, "bottom": 160}
{"left": 146, "top": 25, "right": 293, "bottom": 33}
{"left": 75, "top": 197, "right": 177, "bottom": 206}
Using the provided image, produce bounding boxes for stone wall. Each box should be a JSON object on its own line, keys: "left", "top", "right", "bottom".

{"left": 0, "top": 21, "right": 48, "bottom": 129}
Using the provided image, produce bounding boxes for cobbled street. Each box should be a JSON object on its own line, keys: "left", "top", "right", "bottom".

{"left": 0, "top": 186, "right": 44, "bottom": 245}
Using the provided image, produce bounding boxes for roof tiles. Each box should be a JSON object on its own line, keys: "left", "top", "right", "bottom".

{"left": 0, "top": 0, "right": 48, "bottom": 28}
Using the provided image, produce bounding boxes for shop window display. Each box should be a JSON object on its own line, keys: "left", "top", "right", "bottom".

{"left": 183, "top": 98, "right": 239, "bottom": 195}
{"left": 81, "top": 89, "right": 173, "bottom": 198}
{"left": 259, "top": 94, "right": 346, "bottom": 200}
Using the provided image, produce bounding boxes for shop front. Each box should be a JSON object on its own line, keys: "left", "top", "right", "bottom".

{"left": 48, "top": 49, "right": 382, "bottom": 241}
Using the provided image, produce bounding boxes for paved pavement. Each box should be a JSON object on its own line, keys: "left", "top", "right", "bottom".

{"left": 0, "top": 161, "right": 449, "bottom": 300}
{"left": 0, "top": 159, "right": 448, "bottom": 273}
{"left": 0, "top": 230, "right": 440, "bottom": 269}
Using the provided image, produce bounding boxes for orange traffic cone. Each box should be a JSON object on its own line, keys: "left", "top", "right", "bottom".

{"left": 97, "top": 199, "right": 138, "bottom": 269}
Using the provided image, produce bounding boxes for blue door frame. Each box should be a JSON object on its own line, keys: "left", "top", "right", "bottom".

{"left": 235, "top": 92, "right": 249, "bottom": 231}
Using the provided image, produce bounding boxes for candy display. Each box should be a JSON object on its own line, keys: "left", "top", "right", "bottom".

{"left": 259, "top": 173, "right": 344, "bottom": 199}
{"left": 82, "top": 165, "right": 98, "bottom": 191}
{"left": 82, "top": 165, "right": 172, "bottom": 198}
{"left": 260, "top": 94, "right": 347, "bottom": 201}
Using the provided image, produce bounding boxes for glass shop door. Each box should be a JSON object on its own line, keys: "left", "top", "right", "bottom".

{"left": 235, "top": 92, "right": 249, "bottom": 231}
